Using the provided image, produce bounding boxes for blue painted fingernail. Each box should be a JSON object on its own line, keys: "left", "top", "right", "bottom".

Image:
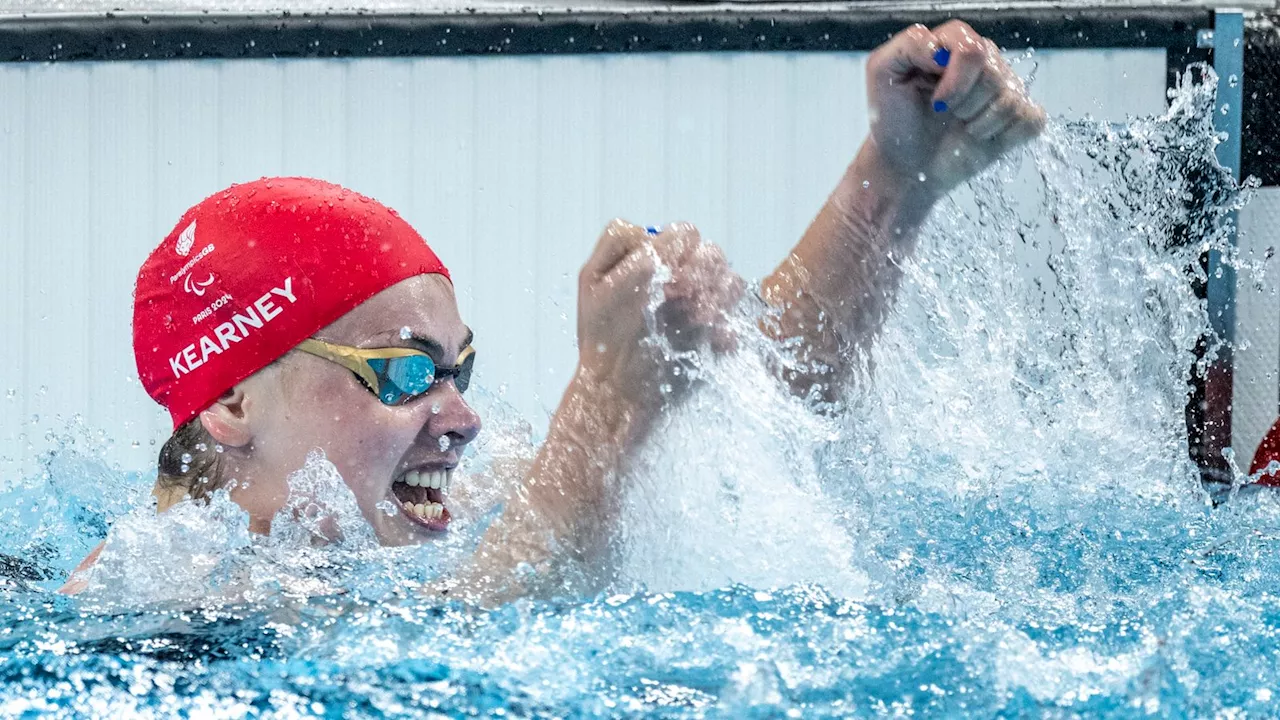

{"left": 933, "top": 100, "right": 948, "bottom": 113}
{"left": 645, "top": 225, "right": 662, "bottom": 236}
{"left": 934, "top": 46, "right": 951, "bottom": 67}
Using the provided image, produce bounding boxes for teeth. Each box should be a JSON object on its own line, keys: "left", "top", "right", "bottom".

{"left": 397, "top": 469, "right": 454, "bottom": 490}
{"left": 404, "top": 502, "right": 444, "bottom": 520}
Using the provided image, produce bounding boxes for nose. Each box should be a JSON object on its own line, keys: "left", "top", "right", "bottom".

{"left": 425, "top": 379, "right": 481, "bottom": 449}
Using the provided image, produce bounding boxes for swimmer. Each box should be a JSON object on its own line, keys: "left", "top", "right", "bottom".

{"left": 61, "top": 20, "right": 1044, "bottom": 599}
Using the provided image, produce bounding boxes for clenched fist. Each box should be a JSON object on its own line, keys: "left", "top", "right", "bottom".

{"left": 576, "top": 220, "right": 742, "bottom": 411}
{"left": 868, "top": 19, "right": 1046, "bottom": 195}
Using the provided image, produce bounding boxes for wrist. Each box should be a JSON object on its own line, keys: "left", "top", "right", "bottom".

{"left": 850, "top": 139, "right": 943, "bottom": 226}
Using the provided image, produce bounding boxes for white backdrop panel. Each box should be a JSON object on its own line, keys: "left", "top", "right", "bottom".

{"left": 0, "top": 49, "right": 1166, "bottom": 474}
{"left": 1235, "top": 187, "right": 1280, "bottom": 463}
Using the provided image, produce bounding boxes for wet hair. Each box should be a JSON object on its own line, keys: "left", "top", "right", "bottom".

{"left": 155, "top": 417, "right": 227, "bottom": 506}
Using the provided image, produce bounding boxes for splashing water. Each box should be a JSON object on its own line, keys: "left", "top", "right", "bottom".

{"left": 4, "top": 70, "right": 1280, "bottom": 716}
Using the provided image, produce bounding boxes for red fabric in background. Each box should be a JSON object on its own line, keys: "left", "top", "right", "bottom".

{"left": 132, "top": 177, "right": 450, "bottom": 428}
{"left": 1251, "top": 417, "right": 1280, "bottom": 486}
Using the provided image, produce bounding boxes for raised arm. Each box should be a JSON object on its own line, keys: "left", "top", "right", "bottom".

{"left": 761, "top": 21, "right": 1045, "bottom": 401}
{"left": 453, "top": 221, "right": 740, "bottom": 601}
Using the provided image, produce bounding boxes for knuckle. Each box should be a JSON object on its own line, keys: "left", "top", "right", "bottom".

{"left": 955, "top": 41, "right": 984, "bottom": 63}
{"left": 603, "top": 218, "right": 642, "bottom": 244}
{"left": 932, "top": 19, "right": 964, "bottom": 34}
{"left": 672, "top": 220, "right": 701, "bottom": 239}
{"left": 903, "top": 23, "right": 931, "bottom": 42}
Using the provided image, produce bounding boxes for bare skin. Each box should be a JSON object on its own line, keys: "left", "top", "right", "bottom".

{"left": 762, "top": 21, "right": 1046, "bottom": 400}
{"left": 62, "top": 21, "right": 1044, "bottom": 599}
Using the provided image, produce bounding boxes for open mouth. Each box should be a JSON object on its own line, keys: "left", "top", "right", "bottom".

{"left": 391, "top": 468, "right": 454, "bottom": 531}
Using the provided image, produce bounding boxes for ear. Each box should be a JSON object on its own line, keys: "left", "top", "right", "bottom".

{"left": 198, "top": 385, "right": 254, "bottom": 448}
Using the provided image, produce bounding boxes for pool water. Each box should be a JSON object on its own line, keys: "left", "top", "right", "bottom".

{"left": 3, "top": 70, "right": 1278, "bottom": 718}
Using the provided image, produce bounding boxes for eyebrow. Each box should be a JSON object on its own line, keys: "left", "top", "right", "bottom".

{"left": 385, "top": 327, "right": 473, "bottom": 358}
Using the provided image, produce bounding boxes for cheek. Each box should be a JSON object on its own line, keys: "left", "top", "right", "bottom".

{"left": 280, "top": 374, "right": 423, "bottom": 491}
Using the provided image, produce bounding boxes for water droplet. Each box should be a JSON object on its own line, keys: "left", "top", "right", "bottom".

{"left": 1228, "top": 74, "right": 1239, "bottom": 88}
{"left": 861, "top": 180, "right": 871, "bottom": 189}
{"left": 438, "top": 436, "right": 451, "bottom": 451}
{"left": 215, "top": 444, "right": 225, "bottom": 453}
{"left": 596, "top": 343, "right": 608, "bottom": 354}
{"left": 181, "top": 453, "right": 193, "bottom": 464}
{"left": 399, "top": 326, "right": 412, "bottom": 340}
{"left": 29, "top": 414, "right": 38, "bottom": 425}
{"left": 4, "top": 389, "right": 13, "bottom": 400}
{"left": 431, "top": 402, "right": 441, "bottom": 415}
{"left": 180, "top": 464, "right": 190, "bottom": 473}
{"left": 917, "top": 172, "right": 928, "bottom": 182}
{"left": 37, "top": 385, "right": 48, "bottom": 396}
{"left": 195, "top": 443, "right": 207, "bottom": 452}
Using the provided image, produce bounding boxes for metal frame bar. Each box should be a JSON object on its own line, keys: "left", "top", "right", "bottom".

{"left": 0, "top": 6, "right": 1211, "bottom": 62}
{"left": 1202, "top": 9, "right": 1246, "bottom": 477}
{"left": 1209, "top": 9, "right": 1244, "bottom": 348}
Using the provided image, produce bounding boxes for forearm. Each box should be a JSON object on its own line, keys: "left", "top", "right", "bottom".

{"left": 458, "top": 368, "right": 648, "bottom": 601}
{"left": 760, "top": 139, "right": 939, "bottom": 399}
{"left": 520, "top": 368, "right": 647, "bottom": 554}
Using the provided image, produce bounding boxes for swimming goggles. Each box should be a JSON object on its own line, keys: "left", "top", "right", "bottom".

{"left": 296, "top": 338, "right": 475, "bottom": 405}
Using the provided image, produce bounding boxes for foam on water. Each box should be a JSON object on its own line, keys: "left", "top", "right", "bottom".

{"left": 4, "top": 69, "right": 1280, "bottom": 716}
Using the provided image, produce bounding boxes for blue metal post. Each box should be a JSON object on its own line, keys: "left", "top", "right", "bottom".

{"left": 1208, "top": 10, "right": 1244, "bottom": 344}
{"left": 1206, "top": 9, "right": 1245, "bottom": 463}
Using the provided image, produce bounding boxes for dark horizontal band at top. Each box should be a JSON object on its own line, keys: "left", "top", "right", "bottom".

{"left": 0, "top": 6, "right": 1212, "bottom": 62}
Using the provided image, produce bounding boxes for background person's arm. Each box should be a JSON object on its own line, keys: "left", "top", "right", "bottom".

{"left": 761, "top": 20, "right": 1046, "bottom": 401}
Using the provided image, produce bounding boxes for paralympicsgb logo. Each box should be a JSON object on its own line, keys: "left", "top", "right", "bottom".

{"left": 176, "top": 221, "right": 196, "bottom": 257}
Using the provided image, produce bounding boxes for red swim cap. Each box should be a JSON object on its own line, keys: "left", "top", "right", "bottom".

{"left": 133, "top": 177, "right": 450, "bottom": 429}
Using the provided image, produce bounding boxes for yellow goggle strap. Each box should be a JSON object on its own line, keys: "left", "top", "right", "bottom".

{"left": 295, "top": 338, "right": 427, "bottom": 394}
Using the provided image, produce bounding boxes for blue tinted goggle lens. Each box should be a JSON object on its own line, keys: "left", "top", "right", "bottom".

{"left": 363, "top": 350, "right": 474, "bottom": 405}
{"left": 368, "top": 355, "right": 436, "bottom": 405}
{"left": 386, "top": 355, "right": 436, "bottom": 396}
